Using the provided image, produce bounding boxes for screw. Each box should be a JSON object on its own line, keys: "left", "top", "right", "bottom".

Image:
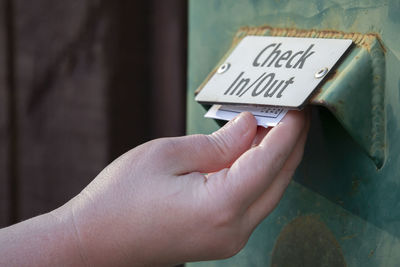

{"left": 217, "top": 63, "right": 230, "bottom": 74}
{"left": 315, "top": 67, "right": 329, "bottom": 79}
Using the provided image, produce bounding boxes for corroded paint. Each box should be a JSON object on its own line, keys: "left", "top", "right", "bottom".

{"left": 271, "top": 215, "right": 346, "bottom": 267}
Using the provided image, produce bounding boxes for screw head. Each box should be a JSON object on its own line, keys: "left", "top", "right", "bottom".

{"left": 217, "top": 63, "right": 230, "bottom": 74}
{"left": 315, "top": 67, "right": 329, "bottom": 79}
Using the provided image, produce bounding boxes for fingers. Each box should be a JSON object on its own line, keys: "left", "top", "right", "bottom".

{"left": 217, "top": 110, "right": 308, "bottom": 211}
{"left": 245, "top": 114, "right": 310, "bottom": 227}
{"left": 251, "top": 126, "right": 271, "bottom": 147}
{"left": 166, "top": 112, "right": 258, "bottom": 174}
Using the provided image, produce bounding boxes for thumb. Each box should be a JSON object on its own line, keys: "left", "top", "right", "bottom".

{"left": 170, "top": 112, "right": 257, "bottom": 174}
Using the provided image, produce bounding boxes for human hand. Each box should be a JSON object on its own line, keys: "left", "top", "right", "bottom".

{"left": 58, "top": 110, "right": 309, "bottom": 266}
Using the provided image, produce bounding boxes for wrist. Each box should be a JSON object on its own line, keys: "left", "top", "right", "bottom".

{"left": 48, "top": 198, "right": 89, "bottom": 266}
{"left": 0, "top": 204, "right": 87, "bottom": 266}
{"left": 66, "top": 188, "right": 181, "bottom": 266}
{"left": 64, "top": 190, "right": 132, "bottom": 266}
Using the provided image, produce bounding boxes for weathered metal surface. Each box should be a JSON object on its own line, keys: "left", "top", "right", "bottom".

{"left": 310, "top": 34, "right": 386, "bottom": 168}
{"left": 271, "top": 215, "right": 346, "bottom": 267}
{"left": 187, "top": 0, "right": 400, "bottom": 266}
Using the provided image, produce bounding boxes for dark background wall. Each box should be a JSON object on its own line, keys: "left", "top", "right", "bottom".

{"left": 0, "top": 0, "right": 187, "bottom": 227}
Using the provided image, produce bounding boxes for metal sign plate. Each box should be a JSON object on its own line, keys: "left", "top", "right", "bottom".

{"left": 195, "top": 36, "right": 352, "bottom": 107}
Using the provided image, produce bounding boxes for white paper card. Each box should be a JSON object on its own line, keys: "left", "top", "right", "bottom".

{"left": 205, "top": 104, "right": 289, "bottom": 128}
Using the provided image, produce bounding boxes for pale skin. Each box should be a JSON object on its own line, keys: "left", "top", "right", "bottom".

{"left": 0, "top": 110, "right": 309, "bottom": 266}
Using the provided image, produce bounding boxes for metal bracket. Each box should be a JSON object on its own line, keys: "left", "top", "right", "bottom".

{"left": 196, "top": 26, "right": 386, "bottom": 168}
{"left": 310, "top": 34, "right": 386, "bottom": 168}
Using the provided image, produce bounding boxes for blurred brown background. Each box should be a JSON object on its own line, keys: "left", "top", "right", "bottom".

{"left": 0, "top": 0, "right": 187, "bottom": 227}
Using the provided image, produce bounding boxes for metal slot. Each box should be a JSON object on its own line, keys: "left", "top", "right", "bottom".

{"left": 195, "top": 26, "right": 386, "bottom": 168}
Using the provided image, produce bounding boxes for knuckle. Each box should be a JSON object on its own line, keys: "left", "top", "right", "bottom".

{"left": 205, "top": 209, "right": 249, "bottom": 258}
{"left": 214, "top": 230, "right": 248, "bottom": 259}
{"left": 146, "top": 138, "right": 178, "bottom": 159}
{"left": 207, "top": 133, "right": 231, "bottom": 161}
{"left": 211, "top": 207, "right": 238, "bottom": 229}
{"left": 225, "top": 238, "right": 247, "bottom": 258}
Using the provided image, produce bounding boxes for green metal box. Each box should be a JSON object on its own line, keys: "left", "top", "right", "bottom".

{"left": 187, "top": 0, "right": 400, "bottom": 266}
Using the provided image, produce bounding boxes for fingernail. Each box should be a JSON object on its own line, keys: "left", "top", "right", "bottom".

{"left": 233, "top": 112, "right": 244, "bottom": 122}
{"left": 225, "top": 112, "right": 245, "bottom": 127}
{"left": 222, "top": 112, "right": 246, "bottom": 132}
